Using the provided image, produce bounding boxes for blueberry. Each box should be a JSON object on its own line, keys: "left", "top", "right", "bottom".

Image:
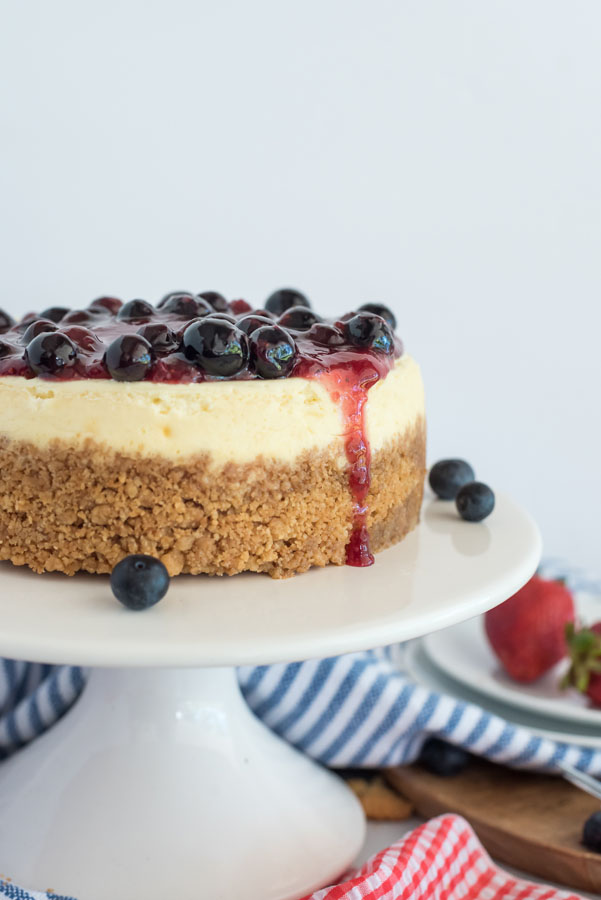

{"left": 278, "top": 307, "right": 322, "bottom": 331}
{"left": 161, "top": 294, "right": 209, "bottom": 319}
{"left": 307, "top": 322, "right": 345, "bottom": 346}
{"left": 117, "top": 299, "right": 155, "bottom": 322}
{"left": 237, "top": 314, "right": 274, "bottom": 336}
{"left": 104, "top": 334, "right": 153, "bottom": 381}
{"left": 157, "top": 290, "right": 194, "bottom": 309}
{"left": 63, "top": 326, "right": 102, "bottom": 352}
{"left": 198, "top": 291, "right": 229, "bottom": 312}
{"left": 358, "top": 303, "right": 397, "bottom": 330}
{"left": 40, "top": 306, "right": 70, "bottom": 323}
{"left": 89, "top": 296, "right": 123, "bottom": 315}
{"left": 583, "top": 811, "right": 601, "bottom": 853}
{"left": 429, "top": 459, "right": 476, "bottom": 500}
{"left": 25, "top": 332, "right": 78, "bottom": 375}
{"left": 0, "top": 309, "right": 15, "bottom": 333}
{"left": 21, "top": 319, "right": 59, "bottom": 344}
{"left": 0, "top": 339, "right": 19, "bottom": 358}
{"left": 250, "top": 325, "right": 296, "bottom": 378}
{"left": 456, "top": 482, "right": 495, "bottom": 522}
{"left": 137, "top": 323, "right": 179, "bottom": 356}
{"left": 265, "top": 288, "right": 311, "bottom": 317}
{"left": 204, "top": 313, "right": 236, "bottom": 324}
{"left": 418, "top": 738, "right": 470, "bottom": 776}
{"left": 110, "top": 554, "right": 170, "bottom": 611}
{"left": 344, "top": 312, "right": 394, "bottom": 354}
{"left": 182, "top": 317, "right": 249, "bottom": 377}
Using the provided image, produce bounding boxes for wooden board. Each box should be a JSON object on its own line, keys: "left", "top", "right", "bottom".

{"left": 386, "top": 758, "right": 601, "bottom": 894}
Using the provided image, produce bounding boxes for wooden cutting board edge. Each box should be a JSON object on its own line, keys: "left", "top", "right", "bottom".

{"left": 385, "top": 762, "right": 601, "bottom": 895}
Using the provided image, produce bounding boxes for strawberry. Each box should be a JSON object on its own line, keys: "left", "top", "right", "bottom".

{"left": 562, "top": 621, "right": 601, "bottom": 708}
{"left": 484, "top": 575, "right": 575, "bottom": 683}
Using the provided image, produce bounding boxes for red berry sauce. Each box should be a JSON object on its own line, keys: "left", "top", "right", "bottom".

{"left": 295, "top": 344, "right": 398, "bottom": 566}
{"left": 0, "top": 296, "right": 403, "bottom": 567}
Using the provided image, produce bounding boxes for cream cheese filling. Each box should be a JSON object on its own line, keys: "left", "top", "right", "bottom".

{"left": 0, "top": 355, "right": 424, "bottom": 463}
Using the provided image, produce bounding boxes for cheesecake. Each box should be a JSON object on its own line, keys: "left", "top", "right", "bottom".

{"left": 0, "top": 289, "right": 426, "bottom": 578}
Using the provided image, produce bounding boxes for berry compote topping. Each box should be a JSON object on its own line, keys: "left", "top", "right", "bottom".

{"left": 0, "top": 289, "right": 403, "bottom": 566}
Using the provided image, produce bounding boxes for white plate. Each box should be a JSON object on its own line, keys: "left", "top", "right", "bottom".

{"left": 0, "top": 492, "right": 540, "bottom": 667}
{"left": 423, "top": 593, "right": 601, "bottom": 726}
{"left": 405, "top": 641, "right": 601, "bottom": 750}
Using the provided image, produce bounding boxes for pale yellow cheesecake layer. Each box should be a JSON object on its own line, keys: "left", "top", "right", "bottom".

{"left": 0, "top": 354, "right": 424, "bottom": 463}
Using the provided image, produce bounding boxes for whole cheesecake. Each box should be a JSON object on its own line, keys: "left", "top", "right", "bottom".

{"left": 0, "top": 290, "right": 425, "bottom": 578}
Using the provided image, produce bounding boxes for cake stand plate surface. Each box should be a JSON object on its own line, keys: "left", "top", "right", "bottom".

{"left": 0, "top": 493, "right": 541, "bottom": 667}
{"left": 0, "top": 493, "right": 541, "bottom": 900}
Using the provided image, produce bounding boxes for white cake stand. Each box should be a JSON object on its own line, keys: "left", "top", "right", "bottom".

{"left": 0, "top": 493, "right": 540, "bottom": 900}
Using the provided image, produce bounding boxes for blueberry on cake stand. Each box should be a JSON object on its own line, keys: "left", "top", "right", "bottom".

{"left": 0, "top": 493, "right": 540, "bottom": 900}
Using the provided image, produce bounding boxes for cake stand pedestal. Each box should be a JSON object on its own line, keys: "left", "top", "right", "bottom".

{"left": 0, "top": 494, "right": 541, "bottom": 900}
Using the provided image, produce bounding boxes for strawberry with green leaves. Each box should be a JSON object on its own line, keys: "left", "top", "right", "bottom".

{"left": 563, "top": 621, "right": 601, "bottom": 708}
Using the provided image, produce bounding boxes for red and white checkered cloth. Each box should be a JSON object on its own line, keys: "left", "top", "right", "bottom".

{"left": 305, "top": 815, "right": 583, "bottom": 900}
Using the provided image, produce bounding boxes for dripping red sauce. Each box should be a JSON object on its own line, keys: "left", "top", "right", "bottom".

{"left": 0, "top": 298, "right": 402, "bottom": 566}
{"left": 295, "top": 347, "right": 398, "bottom": 567}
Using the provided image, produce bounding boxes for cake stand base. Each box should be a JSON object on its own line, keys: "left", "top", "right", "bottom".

{"left": 0, "top": 666, "right": 365, "bottom": 900}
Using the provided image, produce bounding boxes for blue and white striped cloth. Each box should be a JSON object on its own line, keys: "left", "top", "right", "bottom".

{"left": 0, "top": 562, "right": 600, "bottom": 777}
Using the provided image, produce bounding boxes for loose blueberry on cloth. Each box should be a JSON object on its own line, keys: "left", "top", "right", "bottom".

{"left": 0, "top": 562, "right": 599, "bottom": 898}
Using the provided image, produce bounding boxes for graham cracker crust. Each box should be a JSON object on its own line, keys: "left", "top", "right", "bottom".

{"left": 0, "top": 420, "right": 425, "bottom": 578}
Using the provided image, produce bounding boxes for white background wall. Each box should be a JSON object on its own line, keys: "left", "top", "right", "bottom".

{"left": 1, "top": 1, "right": 599, "bottom": 573}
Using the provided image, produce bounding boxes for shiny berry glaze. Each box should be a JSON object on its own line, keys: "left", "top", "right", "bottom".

{"left": 0, "top": 294, "right": 403, "bottom": 567}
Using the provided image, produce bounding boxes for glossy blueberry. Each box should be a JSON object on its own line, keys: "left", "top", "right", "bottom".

{"left": 182, "top": 318, "right": 249, "bottom": 377}
{"left": 161, "top": 294, "right": 209, "bottom": 319}
{"left": 204, "top": 313, "right": 236, "bottom": 324}
{"left": 237, "top": 314, "right": 274, "bottom": 336}
{"left": 0, "top": 339, "right": 19, "bottom": 359}
{"left": 63, "top": 326, "right": 102, "bottom": 353}
{"left": 250, "top": 325, "right": 296, "bottom": 378}
{"left": 0, "top": 309, "right": 15, "bottom": 333}
{"left": 89, "top": 296, "right": 123, "bottom": 315}
{"left": 21, "top": 319, "right": 59, "bottom": 344}
{"left": 583, "top": 811, "right": 601, "bottom": 853}
{"left": 40, "top": 306, "right": 70, "bottom": 323}
{"left": 344, "top": 312, "right": 394, "bottom": 354}
{"left": 265, "top": 288, "right": 311, "bottom": 317}
{"left": 110, "top": 554, "right": 170, "bottom": 611}
{"left": 25, "top": 332, "right": 78, "bottom": 375}
{"left": 306, "top": 322, "right": 345, "bottom": 347}
{"left": 104, "top": 334, "right": 153, "bottom": 381}
{"left": 198, "top": 291, "right": 229, "bottom": 313}
{"left": 358, "top": 303, "right": 397, "bottom": 330}
{"left": 157, "top": 290, "right": 194, "bottom": 309}
{"left": 137, "top": 323, "right": 179, "bottom": 356}
{"left": 117, "top": 299, "right": 155, "bottom": 322}
{"left": 429, "top": 459, "right": 476, "bottom": 500}
{"left": 278, "top": 306, "right": 322, "bottom": 331}
{"left": 455, "top": 482, "right": 495, "bottom": 522}
{"left": 418, "top": 738, "right": 470, "bottom": 776}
